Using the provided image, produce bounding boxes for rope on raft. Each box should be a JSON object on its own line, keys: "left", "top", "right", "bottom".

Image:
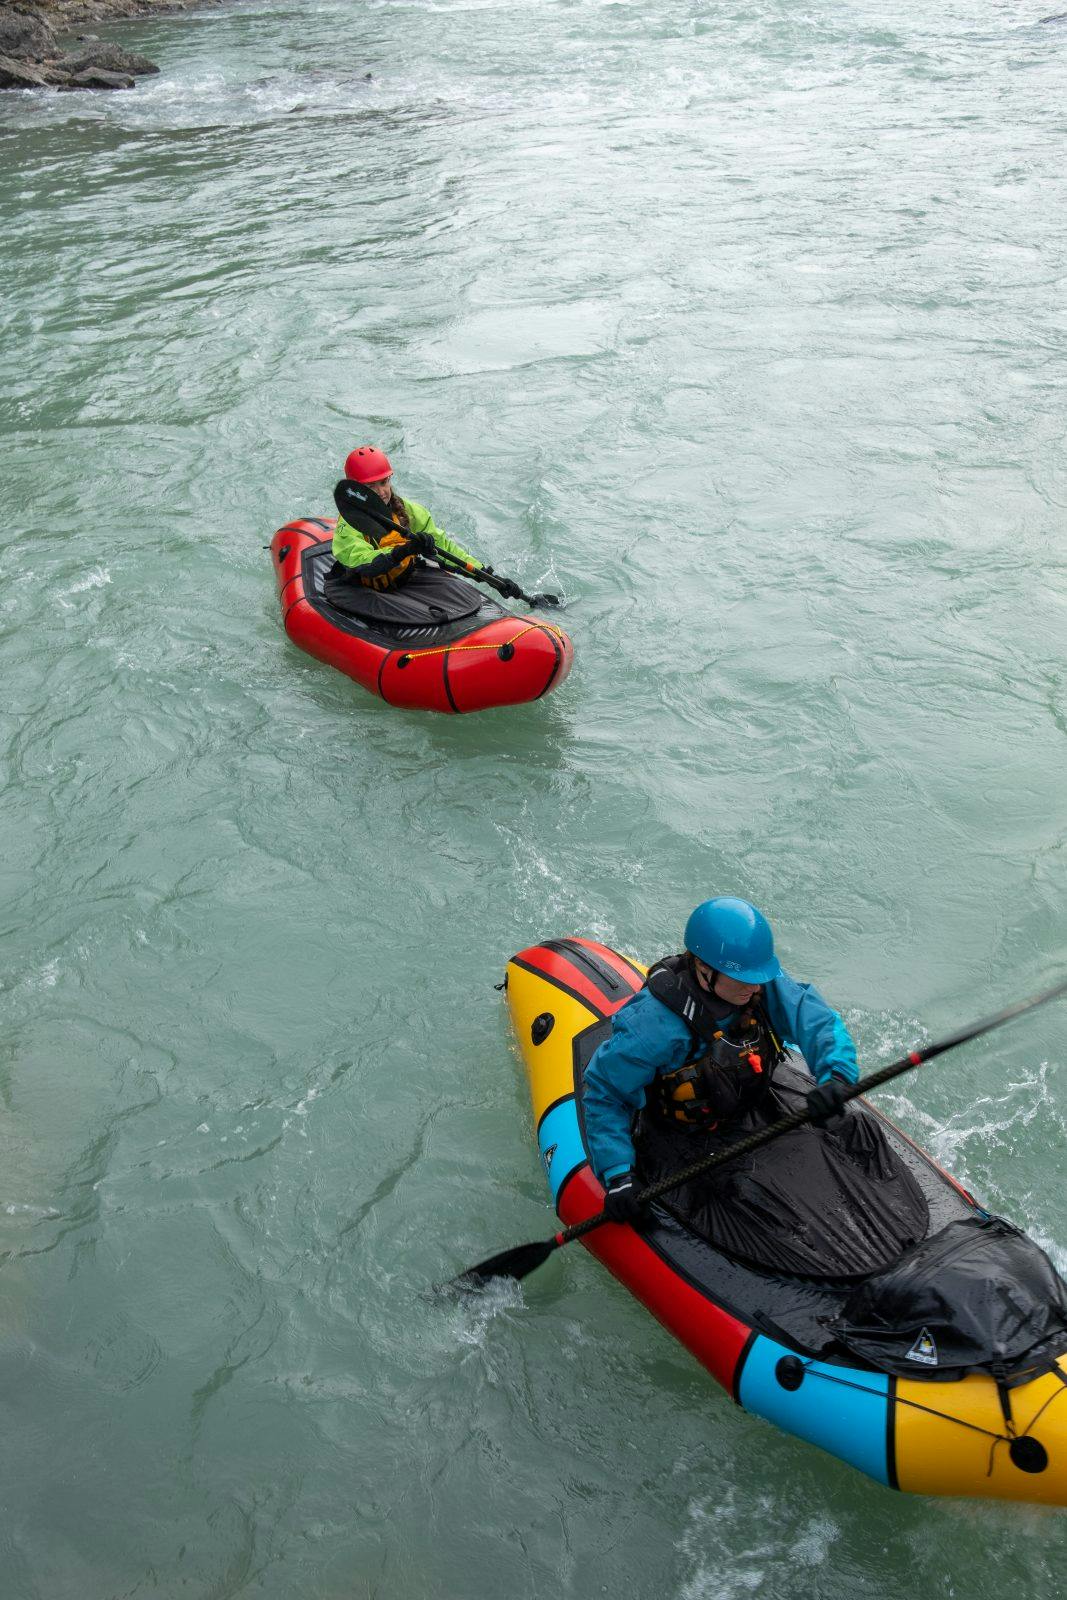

{"left": 396, "top": 621, "right": 567, "bottom": 666}
{"left": 782, "top": 1358, "right": 1067, "bottom": 1477}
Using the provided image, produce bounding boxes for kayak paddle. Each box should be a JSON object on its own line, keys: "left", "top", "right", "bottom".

{"left": 429, "top": 544, "right": 561, "bottom": 610}
{"left": 334, "top": 479, "right": 561, "bottom": 609}
{"left": 443, "top": 974, "right": 1067, "bottom": 1294}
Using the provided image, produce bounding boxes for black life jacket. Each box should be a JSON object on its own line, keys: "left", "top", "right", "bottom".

{"left": 644, "top": 953, "right": 786, "bottom": 1130}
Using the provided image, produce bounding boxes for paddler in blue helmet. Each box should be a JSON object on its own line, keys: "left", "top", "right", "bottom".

{"left": 583, "top": 898, "right": 859, "bottom": 1222}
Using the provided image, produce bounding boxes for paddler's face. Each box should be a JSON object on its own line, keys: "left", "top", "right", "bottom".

{"left": 692, "top": 956, "right": 759, "bottom": 1007}
{"left": 368, "top": 475, "right": 393, "bottom": 503}
{"left": 714, "top": 972, "right": 760, "bottom": 1006}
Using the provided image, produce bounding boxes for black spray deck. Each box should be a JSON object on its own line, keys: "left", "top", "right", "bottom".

{"left": 571, "top": 1019, "right": 977, "bottom": 1361}
{"left": 302, "top": 540, "right": 507, "bottom": 651}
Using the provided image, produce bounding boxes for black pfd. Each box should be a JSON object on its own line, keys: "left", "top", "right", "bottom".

{"left": 644, "top": 953, "right": 786, "bottom": 1130}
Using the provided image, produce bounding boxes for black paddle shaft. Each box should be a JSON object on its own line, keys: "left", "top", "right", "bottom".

{"left": 333, "top": 480, "right": 559, "bottom": 608}
{"left": 559, "top": 974, "right": 1067, "bottom": 1246}
{"left": 445, "top": 973, "right": 1067, "bottom": 1290}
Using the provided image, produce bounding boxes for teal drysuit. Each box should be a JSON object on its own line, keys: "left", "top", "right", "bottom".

{"left": 583, "top": 970, "right": 858, "bottom": 1182}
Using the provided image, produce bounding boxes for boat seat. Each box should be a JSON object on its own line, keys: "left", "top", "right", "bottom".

{"left": 322, "top": 563, "right": 484, "bottom": 626}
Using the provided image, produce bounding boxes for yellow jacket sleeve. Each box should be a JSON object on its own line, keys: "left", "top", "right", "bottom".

{"left": 332, "top": 513, "right": 397, "bottom": 571}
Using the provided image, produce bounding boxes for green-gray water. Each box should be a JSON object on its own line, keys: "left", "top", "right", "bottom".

{"left": 2, "top": 1, "right": 1066, "bottom": 1594}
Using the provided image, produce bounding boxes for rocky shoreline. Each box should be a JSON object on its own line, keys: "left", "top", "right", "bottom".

{"left": 0, "top": 0, "right": 223, "bottom": 91}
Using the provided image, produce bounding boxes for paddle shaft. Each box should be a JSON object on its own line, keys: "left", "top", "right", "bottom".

{"left": 554, "top": 974, "right": 1067, "bottom": 1247}
{"left": 444, "top": 973, "right": 1067, "bottom": 1290}
{"left": 427, "top": 542, "right": 514, "bottom": 596}
{"left": 334, "top": 480, "right": 557, "bottom": 606}
{"left": 426, "top": 542, "right": 560, "bottom": 609}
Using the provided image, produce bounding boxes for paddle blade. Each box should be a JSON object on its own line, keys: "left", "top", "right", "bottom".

{"left": 443, "top": 1235, "right": 560, "bottom": 1295}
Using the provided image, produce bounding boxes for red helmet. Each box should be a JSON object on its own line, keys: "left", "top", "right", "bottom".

{"left": 344, "top": 445, "right": 392, "bottom": 484}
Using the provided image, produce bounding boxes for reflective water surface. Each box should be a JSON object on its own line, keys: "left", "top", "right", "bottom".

{"left": 1, "top": 2, "right": 1065, "bottom": 1594}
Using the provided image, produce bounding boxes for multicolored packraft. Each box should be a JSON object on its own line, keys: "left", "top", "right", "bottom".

{"left": 504, "top": 936, "right": 1067, "bottom": 1507}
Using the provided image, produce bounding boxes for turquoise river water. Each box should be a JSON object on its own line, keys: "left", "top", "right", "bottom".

{"left": 1, "top": 1, "right": 1066, "bottom": 1595}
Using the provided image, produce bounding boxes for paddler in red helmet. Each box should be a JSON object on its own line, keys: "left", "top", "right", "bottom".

{"left": 325, "top": 447, "right": 525, "bottom": 612}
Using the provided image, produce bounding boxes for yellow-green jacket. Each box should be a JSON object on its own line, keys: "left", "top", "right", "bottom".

{"left": 333, "top": 498, "right": 476, "bottom": 591}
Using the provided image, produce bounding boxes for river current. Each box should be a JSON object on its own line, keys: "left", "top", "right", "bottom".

{"left": 1, "top": 1, "right": 1066, "bottom": 1595}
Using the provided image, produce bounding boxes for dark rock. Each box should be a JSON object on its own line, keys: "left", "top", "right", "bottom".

{"left": 58, "top": 66, "right": 134, "bottom": 89}
{"left": 0, "top": 49, "right": 51, "bottom": 86}
{"left": 0, "top": 8, "right": 57, "bottom": 61}
{"left": 55, "top": 43, "right": 159, "bottom": 75}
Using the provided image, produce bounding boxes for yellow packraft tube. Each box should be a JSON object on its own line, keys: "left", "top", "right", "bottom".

{"left": 505, "top": 936, "right": 1067, "bottom": 1507}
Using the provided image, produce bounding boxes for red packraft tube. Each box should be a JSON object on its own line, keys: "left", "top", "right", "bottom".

{"left": 270, "top": 519, "right": 573, "bottom": 714}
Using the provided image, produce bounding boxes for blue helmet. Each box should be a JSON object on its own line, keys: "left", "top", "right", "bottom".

{"left": 684, "top": 897, "right": 781, "bottom": 985}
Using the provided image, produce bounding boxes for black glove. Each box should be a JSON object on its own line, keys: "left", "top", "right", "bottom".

{"left": 498, "top": 576, "right": 524, "bottom": 600}
{"left": 408, "top": 528, "right": 437, "bottom": 557}
{"left": 603, "top": 1170, "right": 644, "bottom": 1223}
{"left": 806, "top": 1073, "right": 851, "bottom": 1126}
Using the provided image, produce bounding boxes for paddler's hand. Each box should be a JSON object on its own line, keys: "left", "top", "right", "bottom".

{"left": 408, "top": 528, "right": 437, "bottom": 557}
{"left": 603, "top": 1171, "right": 644, "bottom": 1223}
{"left": 498, "top": 576, "right": 523, "bottom": 600}
{"left": 806, "top": 1073, "right": 850, "bottom": 1126}
{"left": 387, "top": 539, "right": 419, "bottom": 561}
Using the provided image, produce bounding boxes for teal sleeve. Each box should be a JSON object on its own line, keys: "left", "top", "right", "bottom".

{"left": 582, "top": 993, "right": 692, "bottom": 1182}
{"left": 763, "top": 971, "right": 858, "bottom": 1084}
